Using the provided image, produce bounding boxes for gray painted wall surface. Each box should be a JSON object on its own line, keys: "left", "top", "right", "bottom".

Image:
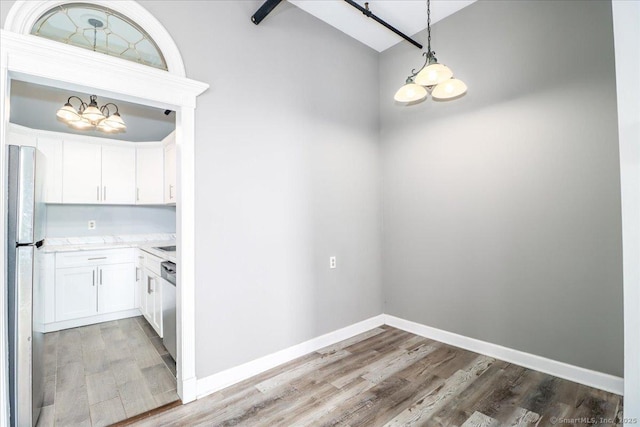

{"left": 1, "top": 0, "right": 624, "bottom": 379}
{"left": 139, "top": 1, "right": 382, "bottom": 377}
{"left": 379, "top": 1, "right": 623, "bottom": 376}
{"left": 45, "top": 205, "right": 176, "bottom": 237}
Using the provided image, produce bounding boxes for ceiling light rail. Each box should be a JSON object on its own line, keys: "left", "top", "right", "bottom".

{"left": 343, "top": 0, "right": 423, "bottom": 49}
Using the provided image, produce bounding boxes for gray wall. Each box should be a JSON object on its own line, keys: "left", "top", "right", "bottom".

{"left": 139, "top": 1, "right": 382, "bottom": 377}
{"left": 45, "top": 205, "right": 176, "bottom": 237}
{"left": 379, "top": 0, "right": 623, "bottom": 376}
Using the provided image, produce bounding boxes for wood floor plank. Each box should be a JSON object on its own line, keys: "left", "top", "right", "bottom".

{"left": 502, "top": 407, "right": 541, "bottom": 426}
{"left": 255, "top": 349, "right": 350, "bottom": 393}
{"left": 317, "top": 327, "right": 386, "bottom": 354}
{"left": 461, "top": 411, "right": 501, "bottom": 427}
{"left": 362, "top": 341, "right": 440, "bottom": 384}
{"left": 383, "top": 355, "right": 495, "bottom": 426}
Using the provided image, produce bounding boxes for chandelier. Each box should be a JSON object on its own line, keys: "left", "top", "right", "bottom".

{"left": 394, "top": 0, "right": 467, "bottom": 104}
{"left": 56, "top": 95, "right": 126, "bottom": 133}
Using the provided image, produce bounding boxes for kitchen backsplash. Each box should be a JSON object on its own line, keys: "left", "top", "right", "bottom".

{"left": 45, "top": 233, "right": 176, "bottom": 246}
{"left": 45, "top": 204, "right": 176, "bottom": 237}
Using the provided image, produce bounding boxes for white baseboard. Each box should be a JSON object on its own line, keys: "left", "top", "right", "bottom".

{"left": 196, "top": 314, "right": 385, "bottom": 399}
{"left": 383, "top": 314, "right": 624, "bottom": 395}
{"left": 194, "top": 313, "right": 622, "bottom": 401}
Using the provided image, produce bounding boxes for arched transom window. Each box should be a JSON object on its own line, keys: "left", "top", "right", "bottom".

{"left": 30, "top": 3, "right": 168, "bottom": 71}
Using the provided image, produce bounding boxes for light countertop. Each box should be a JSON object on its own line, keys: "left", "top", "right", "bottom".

{"left": 42, "top": 234, "right": 177, "bottom": 263}
{"left": 138, "top": 244, "right": 177, "bottom": 263}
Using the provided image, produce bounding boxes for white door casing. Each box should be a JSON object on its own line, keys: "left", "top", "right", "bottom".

{"left": 0, "top": 2, "right": 208, "bottom": 424}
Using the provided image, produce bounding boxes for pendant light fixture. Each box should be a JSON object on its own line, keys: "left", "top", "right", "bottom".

{"left": 394, "top": 0, "right": 467, "bottom": 104}
{"left": 56, "top": 95, "right": 127, "bottom": 133}
{"left": 54, "top": 19, "right": 126, "bottom": 133}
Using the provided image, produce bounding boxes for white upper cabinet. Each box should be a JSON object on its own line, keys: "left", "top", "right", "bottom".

{"left": 102, "top": 145, "right": 136, "bottom": 204}
{"left": 63, "top": 141, "right": 136, "bottom": 204}
{"left": 136, "top": 145, "right": 164, "bottom": 204}
{"left": 63, "top": 140, "right": 102, "bottom": 203}
{"left": 36, "top": 136, "right": 64, "bottom": 203}
{"left": 7, "top": 128, "right": 37, "bottom": 147}
{"left": 164, "top": 131, "right": 177, "bottom": 204}
{"left": 10, "top": 124, "right": 173, "bottom": 206}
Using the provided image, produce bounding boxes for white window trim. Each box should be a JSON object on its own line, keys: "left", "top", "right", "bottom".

{"left": 4, "top": 0, "right": 186, "bottom": 76}
{"left": 1, "top": 2, "right": 207, "bottom": 424}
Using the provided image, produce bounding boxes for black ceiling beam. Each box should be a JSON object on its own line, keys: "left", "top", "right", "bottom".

{"left": 251, "top": 0, "right": 283, "bottom": 25}
{"left": 343, "top": 0, "right": 423, "bottom": 49}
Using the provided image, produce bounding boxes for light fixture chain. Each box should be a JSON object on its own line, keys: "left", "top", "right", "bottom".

{"left": 427, "top": 0, "right": 431, "bottom": 55}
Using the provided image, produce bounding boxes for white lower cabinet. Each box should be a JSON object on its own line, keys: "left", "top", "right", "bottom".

{"left": 141, "top": 267, "right": 163, "bottom": 337}
{"left": 138, "top": 250, "right": 163, "bottom": 336}
{"left": 49, "top": 249, "right": 137, "bottom": 331}
{"left": 98, "top": 263, "right": 136, "bottom": 313}
{"left": 55, "top": 266, "right": 98, "bottom": 322}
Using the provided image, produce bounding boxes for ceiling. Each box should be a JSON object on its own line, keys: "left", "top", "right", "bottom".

{"left": 288, "top": 0, "right": 476, "bottom": 52}
{"left": 10, "top": 80, "right": 175, "bottom": 142}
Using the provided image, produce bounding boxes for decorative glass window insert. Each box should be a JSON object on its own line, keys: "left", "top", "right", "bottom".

{"left": 31, "top": 3, "right": 168, "bottom": 71}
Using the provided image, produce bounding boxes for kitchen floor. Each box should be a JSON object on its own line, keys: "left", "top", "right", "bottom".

{"left": 37, "top": 316, "right": 178, "bottom": 427}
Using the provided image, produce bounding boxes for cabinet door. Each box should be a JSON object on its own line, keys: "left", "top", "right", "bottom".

{"left": 40, "top": 253, "right": 56, "bottom": 324}
{"left": 141, "top": 270, "right": 153, "bottom": 324}
{"left": 55, "top": 266, "right": 98, "bottom": 321}
{"left": 152, "top": 275, "right": 163, "bottom": 337}
{"left": 136, "top": 145, "right": 164, "bottom": 204}
{"left": 102, "top": 145, "right": 136, "bottom": 204}
{"left": 63, "top": 141, "right": 102, "bottom": 203}
{"left": 164, "top": 140, "right": 176, "bottom": 204}
{"left": 98, "top": 263, "right": 136, "bottom": 314}
{"left": 36, "top": 137, "right": 64, "bottom": 203}
{"left": 143, "top": 271, "right": 162, "bottom": 336}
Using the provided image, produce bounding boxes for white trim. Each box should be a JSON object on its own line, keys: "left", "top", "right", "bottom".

{"left": 4, "top": 0, "right": 186, "bottom": 76}
{"left": 196, "top": 315, "right": 386, "bottom": 399}
{"left": 383, "top": 314, "right": 624, "bottom": 396}
{"left": 611, "top": 1, "right": 640, "bottom": 421}
{"left": 0, "top": 18, "right": 207, "bottom": 424}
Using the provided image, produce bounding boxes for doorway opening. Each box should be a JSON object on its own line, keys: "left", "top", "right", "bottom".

{"left": 1, "top": 1, "right": 208, "bottom": 426}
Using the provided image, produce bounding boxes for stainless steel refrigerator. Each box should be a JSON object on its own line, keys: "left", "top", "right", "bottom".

{"left": 7, "top": 145, "right": 46, "bottom": 427}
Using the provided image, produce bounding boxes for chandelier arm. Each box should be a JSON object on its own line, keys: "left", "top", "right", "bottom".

{"left": 101, "top": 103, "right": 120, "bottom": 114}
{"left": 66, "top": 96, "right": 87, "bottom": 111}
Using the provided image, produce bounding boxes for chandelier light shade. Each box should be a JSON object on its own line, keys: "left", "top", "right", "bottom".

{"left": 432, "top": 78, "right": 468, "bottom": 100}
{"left": 56, "top": 95, "right": 126, "bottom": 133}
{"left": 395, "top": 0, "right": 467, "bottom": 105}
{"left": 394, "top": 80, "right": 428, "bottom": 103}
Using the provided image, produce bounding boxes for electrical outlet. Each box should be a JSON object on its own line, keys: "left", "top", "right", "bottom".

{"left": 329, "top": 256, "right": 337, "bottom": 269}
{"left": 88, "top": 220, "right": 96, "bottom": 230}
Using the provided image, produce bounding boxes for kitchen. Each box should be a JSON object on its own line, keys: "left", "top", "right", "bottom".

{"left": 7, "top": 80, "right": 181, "bottom": 424}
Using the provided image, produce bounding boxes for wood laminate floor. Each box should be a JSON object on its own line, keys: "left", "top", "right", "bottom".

{"left": 37, "top": 316, "right": 178, "bottom": 427}
{"left": 131, "top": 326, "right": 622, "bottom": 427}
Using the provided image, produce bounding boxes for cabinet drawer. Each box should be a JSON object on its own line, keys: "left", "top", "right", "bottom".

{"left": 56, "top": 248, "right": 135, "bottom": 268}
{"left": 142, "top": 250, "right": 164, "bottom": 276}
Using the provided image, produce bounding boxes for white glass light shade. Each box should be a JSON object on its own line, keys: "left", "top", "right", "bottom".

{"left": 56, "top": 104, "right": 80, "bottom": 121}
{"left": 103, "top": 112, "right": 126, "bottom": 130}
{"left": 415, "top": 63, "right": 453, "bottom": 86}
{"left": 82, "top": 105, "right": 105, "bottom": 122}
{"left": 97, "top": 121, "right": 118, "bottom": 132}
{"left": 68, "top": 117, "right": 93, "bottom": 130}
{"left": 432, "top": 78, "right": 468, "bottom": 100}
{"left": 394, "top": 83, "right": 428, "bottom": 103}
